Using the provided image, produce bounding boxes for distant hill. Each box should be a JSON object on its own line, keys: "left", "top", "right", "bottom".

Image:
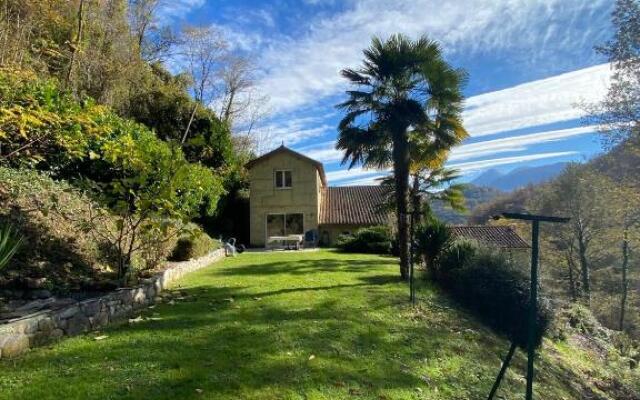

{"left": 471, "top": 162, "right": 568, "bottom": 191}
{"left": 432, "top": 184, "right": 503, "bottom": 224}
{"left": 469, "top": 140, "right": 640, "bottom": 225}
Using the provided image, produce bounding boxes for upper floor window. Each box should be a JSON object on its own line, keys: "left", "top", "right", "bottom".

{"left": 275, "top": 170, "right": 292, "bottom": 189}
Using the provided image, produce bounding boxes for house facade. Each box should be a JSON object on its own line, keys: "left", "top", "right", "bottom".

{"left": 246, "top": 145, "right": 389, "bottom": 247}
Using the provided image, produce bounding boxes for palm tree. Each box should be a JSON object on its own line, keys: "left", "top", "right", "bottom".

{"left": 336, "top": 34, "right": 466, "bottom": 279}
{"left": 411, "top": 166, "right": 466, "bottom": 219}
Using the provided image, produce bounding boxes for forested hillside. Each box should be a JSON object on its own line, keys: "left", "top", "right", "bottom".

{"left": 0, "top": 0, "right": 260, "bottom": 294}
{"left": 432, "top": 184, "right": 502, "bottom": 224}
{"left": 469, "top": 140, "right": 640, "bottom": 339}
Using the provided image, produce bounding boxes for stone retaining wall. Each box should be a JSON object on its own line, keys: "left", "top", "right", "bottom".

{"left": 0, "top": 249, "right": 226, "bottom": 358}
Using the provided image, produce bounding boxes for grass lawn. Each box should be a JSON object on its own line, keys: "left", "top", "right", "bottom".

{"left": 0, "top": 250, "right": 630, "bottom": 399}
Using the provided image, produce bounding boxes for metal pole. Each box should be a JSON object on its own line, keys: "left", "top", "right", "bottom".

{"left": 526, "top": 220, "right": 540, "bottom": 400}
{"left": 409, "top": 215, "right": 415, "bottom": 304}
{"left": 410, "top": 259, "right": 415, "bottom": 304}
{"left": 487, "top": 341, "right": 518, "bottom": 400}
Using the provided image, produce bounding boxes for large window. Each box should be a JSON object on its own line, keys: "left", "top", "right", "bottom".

{"left": 266, "top": 214, "right": 285, "bottom": 237}
{"left": 266, "top": 213, "right": 303, "bottom": 237}
{"left": 285, "top": 213, "right": 304, "bottom": 235}
{"left": 275, "top": 170, "right": 292, "bottom": 189}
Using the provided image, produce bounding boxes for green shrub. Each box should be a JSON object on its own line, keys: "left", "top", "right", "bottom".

{"left": 415, "top": 219, "right": 452, "bottom": 270}
{"left": 0, "top": 69, "right": 225, "bottom": 282}
{"left": 434, "top": 240, "right": 552, "bottom": 348}
{"left": 0, "top": 166, "right": 120, "bottom": 291}
{"left": 170, "top": 229, "right": 220, "bottom": 261}
{"left": 336, "top": 225, "right": 392, "bottom": 254}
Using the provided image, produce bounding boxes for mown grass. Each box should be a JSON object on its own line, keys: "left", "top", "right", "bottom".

{"left": 0, "top": 250, "right": 633, "bottom": 399}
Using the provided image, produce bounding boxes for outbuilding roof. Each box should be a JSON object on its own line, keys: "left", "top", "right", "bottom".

{"left": 450, "top": 225, "right": 530, "bottom": 249}
{"left": 319, "top": 186, "right": 389, "bottom": 225}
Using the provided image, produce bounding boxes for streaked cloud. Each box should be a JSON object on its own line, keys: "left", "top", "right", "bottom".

{"left": 448, "top": 151, "right": 579, "bottom": 173}
{"left": 326, "top": 167, "right": 382, "bottom": 183}
{"left": 294, "top": 124, "right": 597, "bottom": 168}
{"left": 463, "top": 64, "right": 610, "bottom": 137}
{"left": 330, "top": 151, "right": 579, "bottom": 186}
{"left": 450, "top": 126, "right": 597, "bottom": 161}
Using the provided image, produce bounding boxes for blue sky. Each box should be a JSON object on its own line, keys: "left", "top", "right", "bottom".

{"left": 160, "top": 0, "right": 615, "bottom": 186}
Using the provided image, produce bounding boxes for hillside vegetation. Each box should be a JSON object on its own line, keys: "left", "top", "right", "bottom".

{"left": 432, "top": 184, "right": 502, "bottom": 224}
{"left": 0, "top": 67, "right": 223, "bottom": 294}
{"left": 470, "top": 140, "right": 640, "bottom": 339}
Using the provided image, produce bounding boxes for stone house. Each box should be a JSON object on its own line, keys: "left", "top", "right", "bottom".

{"left": 246, "top": 145, "right": 389, "bottom": 247}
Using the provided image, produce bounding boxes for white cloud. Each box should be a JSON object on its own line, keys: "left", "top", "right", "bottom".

{"left": 254, "top": 116, "right": 334, "bottom": 152}
{"left": 254, "top": 0, "right": 611, "bottom": 113}
{"left": 450, "top": 125, "right": 597, "bottom": 161}
{"left": 448, "top": 151, "right": 579, "bottom": 173}
{"left": 292, "top": 125, "right": 596, "bottom": 166}
{"left": 463, "top": 65, "right": 611, "bottom": 137}
{"left": 157, "top": 0, "right": 205, "bottom": 23}
{"left": 340, "top": 174, "right": 386, "bottom": 186}
{"left": 295, "top": 141, "right": 343, "bottom": 163}
{"left": 326, "top": 166, "right": 385, "bottom": 184}
{"left": 331, "top": 151, "right": 578, "bottom": 186}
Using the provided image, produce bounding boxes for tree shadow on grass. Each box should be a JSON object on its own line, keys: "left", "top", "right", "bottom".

{"left": 0, "top": 257, "right": 434, "bottom": 400}
{"left": 217, "top": 256, "right": 398, "bottom": 277}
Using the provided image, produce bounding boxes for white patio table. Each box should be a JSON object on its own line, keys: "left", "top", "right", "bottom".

{"left": 267, "top": 235, "right": 304, "bottom": 250}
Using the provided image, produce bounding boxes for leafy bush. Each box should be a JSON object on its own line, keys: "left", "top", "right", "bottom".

{"left": 336, "top": 225, "right": 392, "bottom": 254}
{"left": 0, "top": 70, "right": 224, "bottom": 217}
{"left": 170, "top": 229, "right": 220, "bottom": 261}
{"left": 415, "top": 219, "right": 452, "bottom": 270}
{"left": 0, "top": 166, "right": 119, "bottom": 292}
{"left": 0, "top": 70, "right": 225, "bottom": 282}
{"left": 433, "top": 240, "right": 552, "bottom": 348}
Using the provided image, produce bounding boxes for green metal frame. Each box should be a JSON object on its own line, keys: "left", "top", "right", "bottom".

{"left": 490, "top": 212, "right": 569, "bottom": 400}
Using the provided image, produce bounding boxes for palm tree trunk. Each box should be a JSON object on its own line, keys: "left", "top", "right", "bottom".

{"left": 393, "top": 131, "right": 411, "bottom": 281}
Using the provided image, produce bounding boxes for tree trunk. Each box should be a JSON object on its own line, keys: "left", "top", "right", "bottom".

{"left": 66, "top": 0, "right": 85, "bottom": 87}
{"left": 181, "top": 103, "right": 198, "bottom": 144}
{"left": 577, "top": 227, "right": 591, "bottom": 303}
{"left": 392, "top": 130, "right": 411, "bottom": 281}
{"left": 566, "top": 253, "right": 578, "bottom": 302}
{"left": 619, "top": 230, "right": 630, "bottom": 331}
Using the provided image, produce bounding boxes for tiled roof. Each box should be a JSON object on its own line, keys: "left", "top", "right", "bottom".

{"left": 450, "top": 225, "right": 530, "bottom": 249}
{"left": 245, "top": 145, "right": 327, "bottom": 186}
{"left": 319, "top": 186, "right": 389, "bottom": 225}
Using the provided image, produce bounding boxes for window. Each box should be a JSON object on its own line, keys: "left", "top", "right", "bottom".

{"left": 286, "top": 213, "right": 304, "bottom": 235}
{"left": 266, "top": 213, "right": 304, "bottom": 237}
{"left": 275, "top": 170, "right": 292, "bottom": 189}
{"left": 266, "top": 214, "right": 285, "bottom": 237}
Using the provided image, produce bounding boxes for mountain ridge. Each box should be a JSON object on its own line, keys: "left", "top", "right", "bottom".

{"left": 471, "top": 162, "right": 569, "bottom": 191}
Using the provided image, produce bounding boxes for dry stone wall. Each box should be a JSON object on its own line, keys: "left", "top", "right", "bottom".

{"left": 0, "top": 249, "right": 225, "bottom": 358}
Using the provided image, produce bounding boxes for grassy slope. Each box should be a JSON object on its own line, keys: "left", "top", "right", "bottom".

{"left": 0, "top": 250, "right": 637, "bottom": 399}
